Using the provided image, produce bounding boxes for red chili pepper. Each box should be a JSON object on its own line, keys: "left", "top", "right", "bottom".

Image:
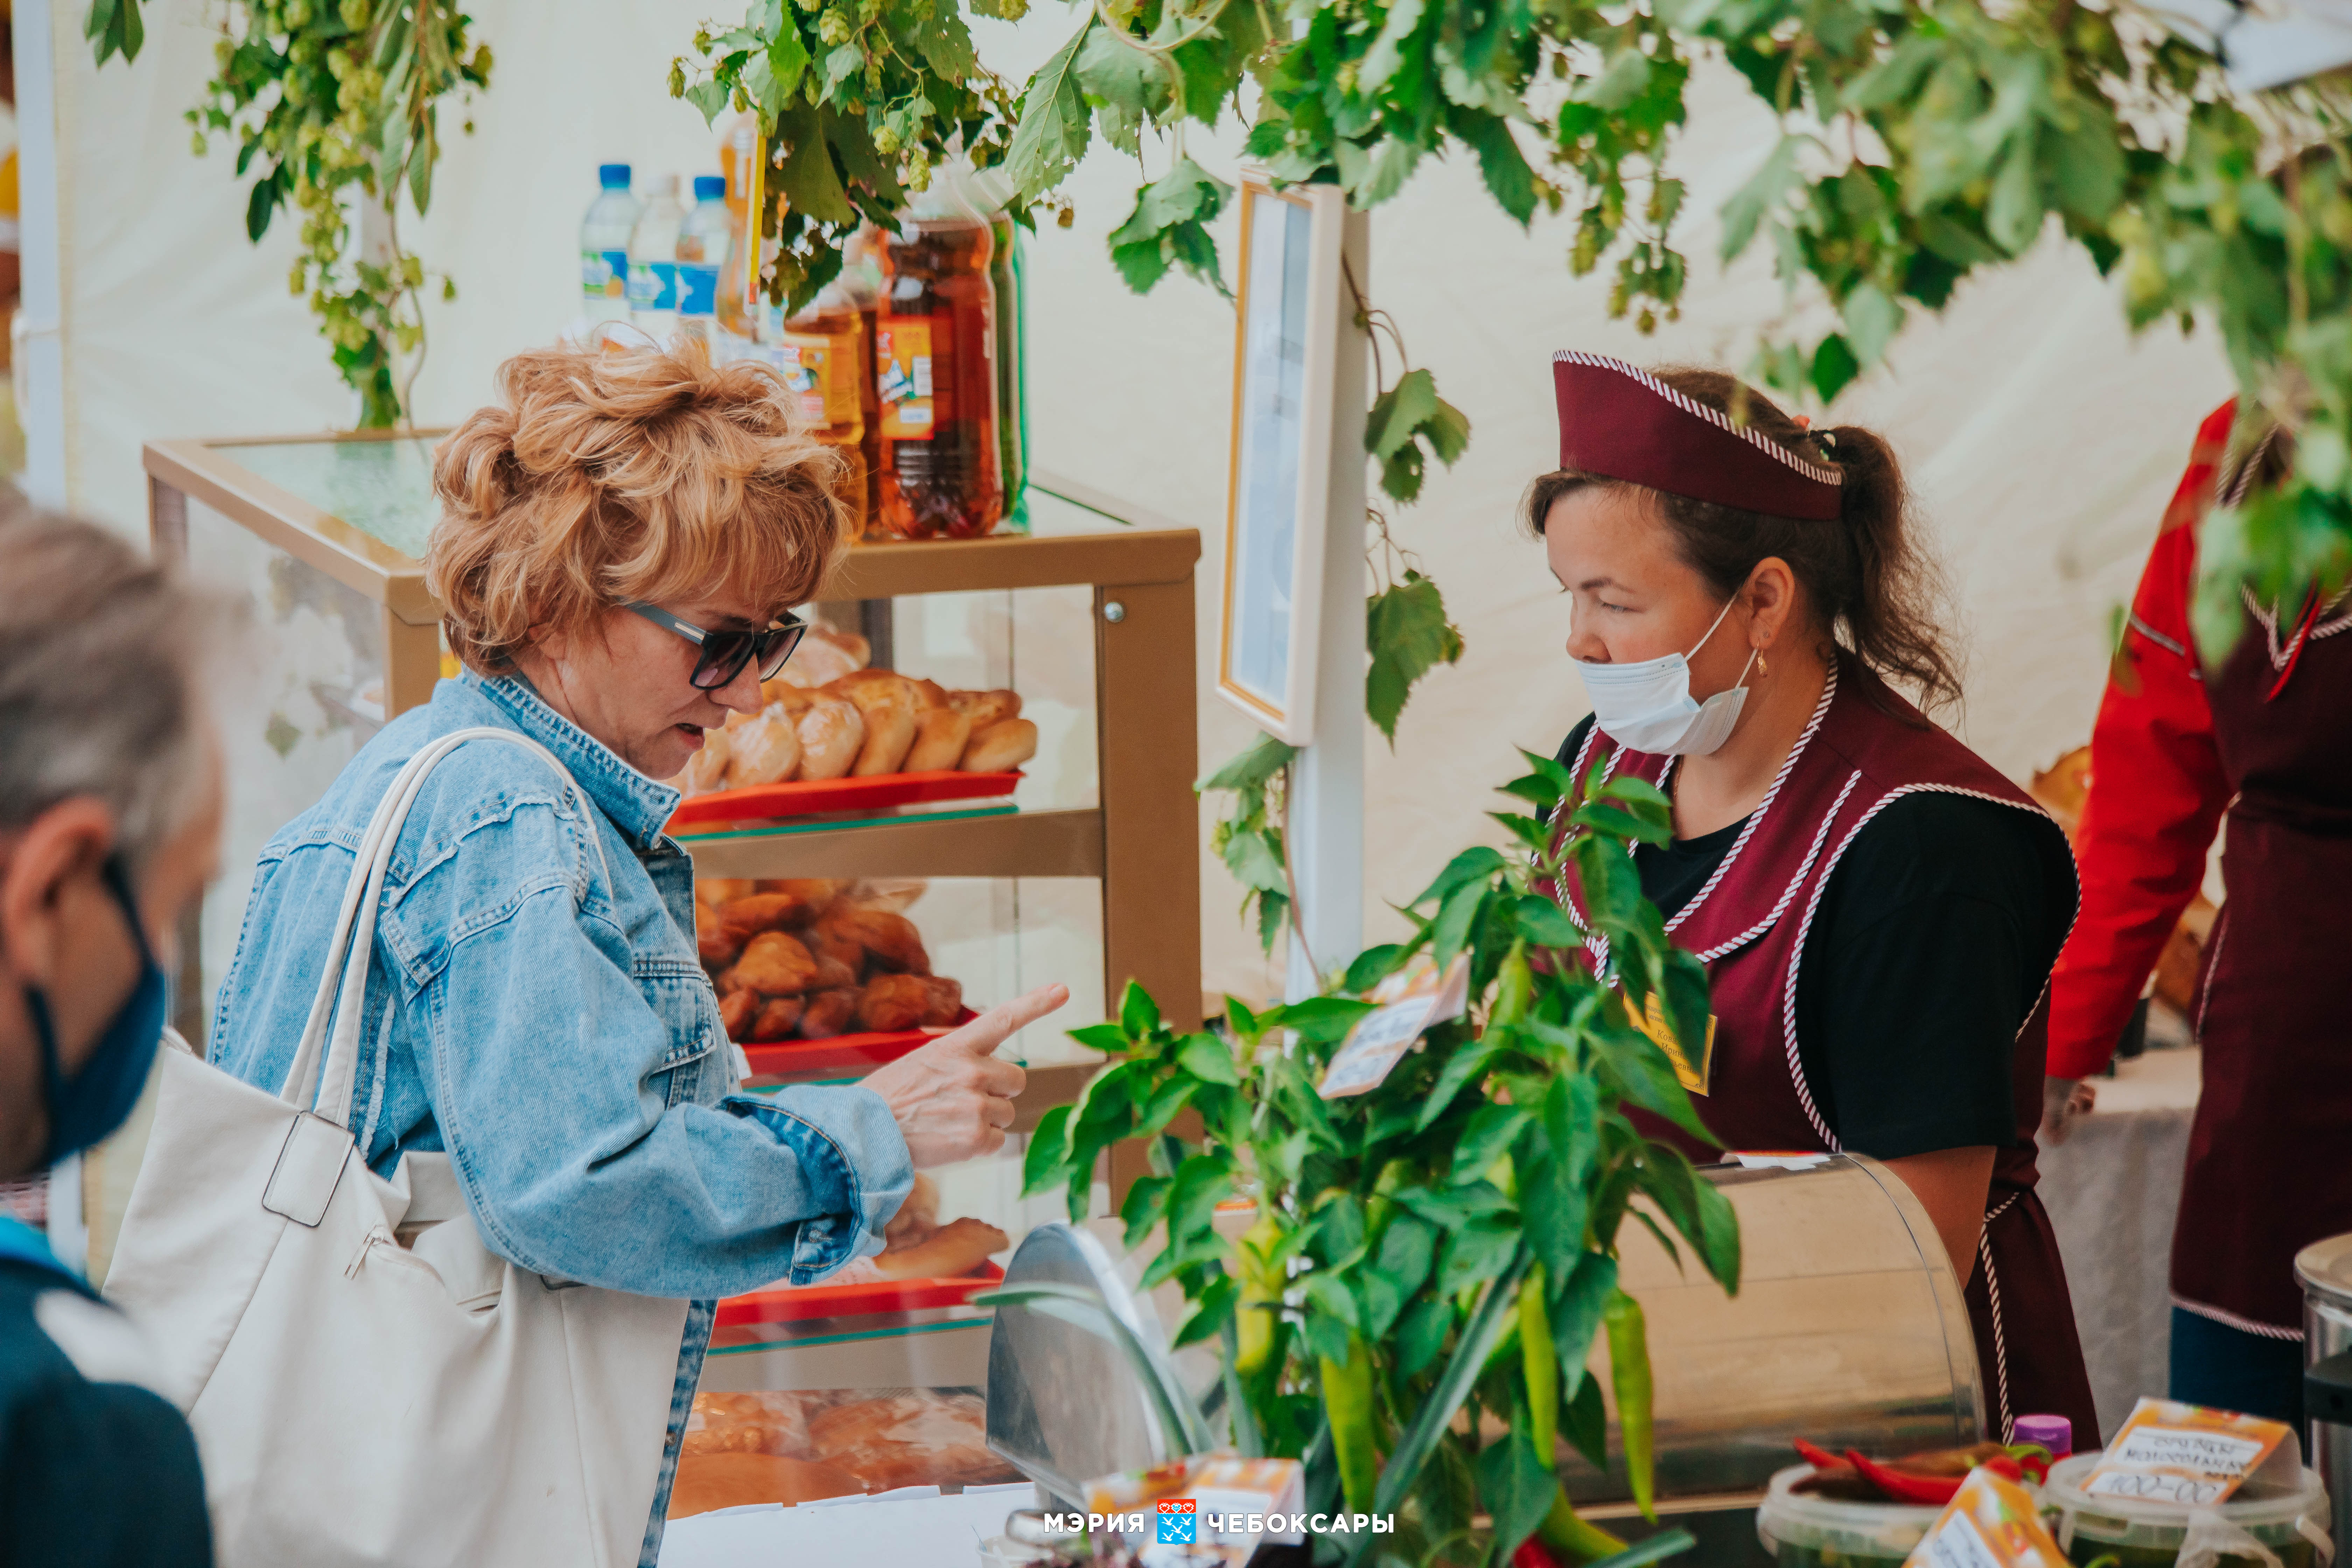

{"left": 1513, "top": 1537, "right": 1563, "bottom": 1568}
{"left": 2003, "top": 1444, "right": 2053, "bottom": 1484}
{"left": 1793, "top": 1437, "right": 1844, "bottom": 1470}
{"left": 1847, "top": 1450, "right": 1966, "bottom": 1506}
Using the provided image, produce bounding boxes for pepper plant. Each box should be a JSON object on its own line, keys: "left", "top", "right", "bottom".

{"left": 1017, "top": 751, "right": 1740, "bottom": 1565}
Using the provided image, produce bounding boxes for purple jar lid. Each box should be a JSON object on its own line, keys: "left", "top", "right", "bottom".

{"left": 2012, "top": 1414, "right": 2073, "bottom": 1456}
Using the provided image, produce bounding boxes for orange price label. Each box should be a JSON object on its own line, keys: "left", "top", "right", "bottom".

{"left": 2078, "top": 1398, "right": 2295, "bottom": 1507}
{"left": 876, "top": 318, "right": 934, "bottom": 440}
{"left": 1903, "top": 1467, "right": 2070, "bottom": 1568}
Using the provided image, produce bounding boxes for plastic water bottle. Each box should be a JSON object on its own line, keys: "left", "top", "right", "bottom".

{"left": 626, "top": 175, "right": 685, "bottom": 338}
{"left": 675, "top": 175, "right": 732, "bottom": 345}
{"left": 579, "top": 164, "right": 640, "bottom": 326}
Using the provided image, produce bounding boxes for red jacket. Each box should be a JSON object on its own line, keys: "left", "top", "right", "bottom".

{"left": 2044, "top": 402, "right": 2236, "bottom": 1079}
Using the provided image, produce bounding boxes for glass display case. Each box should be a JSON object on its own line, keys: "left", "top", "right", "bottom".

{"left": 143, "top": 433, "right": 1202, "bottom": 1511}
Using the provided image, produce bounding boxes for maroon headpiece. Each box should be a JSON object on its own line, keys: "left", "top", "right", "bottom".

{"left": 1551, "top": 351, "right": 1843, "bottom": 521}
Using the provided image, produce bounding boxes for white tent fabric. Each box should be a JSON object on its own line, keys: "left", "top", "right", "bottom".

{"left": 36, "top": 1, "right": 2233, "bottom": 1003}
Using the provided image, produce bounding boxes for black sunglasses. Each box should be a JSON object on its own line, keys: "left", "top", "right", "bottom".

{"left": 623, "top": 601, "right": 808, "bottom": 690}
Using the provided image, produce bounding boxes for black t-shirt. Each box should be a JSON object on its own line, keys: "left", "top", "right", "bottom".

{"left": 0, "top": 1246, "right": 213, "bottom": 1567}
{"left": 1558, "top": 718, "right": 2062, "bottom": 1159}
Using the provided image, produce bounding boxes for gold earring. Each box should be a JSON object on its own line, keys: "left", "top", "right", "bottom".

{"left": 1757, "top": 654, "right": 1770, "bottom": 677}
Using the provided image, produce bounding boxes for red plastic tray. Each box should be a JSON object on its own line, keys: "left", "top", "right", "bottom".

{"left": 738, "top": 1009, "right": 976, "bottom": 1081}
{"left": 715, "top": 1260, "right": 1006, "bottom": 1327}
{"left": 666, "top": 770, "right": 1020, "bottom": 833}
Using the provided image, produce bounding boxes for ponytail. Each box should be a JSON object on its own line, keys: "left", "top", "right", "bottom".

{"left": 1522, "top": 367, "right": 1962, "bottom": 716}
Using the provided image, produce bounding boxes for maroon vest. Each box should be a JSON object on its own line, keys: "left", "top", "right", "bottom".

{"left": 1552, "top": 660, "right": 2099, "bottom": 1440}
{"left": 2173, "top": 595, "right": 2352, "bottom": 1335}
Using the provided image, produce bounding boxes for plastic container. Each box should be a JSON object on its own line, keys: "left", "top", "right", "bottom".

{"left": 675, "top": 175, "right": 732, "bottom": 343}
{"left": 579, "top": 163, "right": 640, "bottom": 326}
{"left": 2041, "top": 1451, "right": 2332, "bottom": 1568}
{"left": 626, "top": 174, "right": 685, "bottom": 336}
{"left": 778, "top": 284, "right": 866, "bottom": 448}
{"left": 877, "top": 180, "right": 1001, "bottom": 539}
{"left": 2014, "top": 1414, "right": 2074, "bottom": 1461}
{"left": 1756, "top": 1464, "right": 1943, "bottom": 1568}
{"left": 716, "top": 116, "right": 762, "bottom": 343}
{"left": 837, "top": 226, "right": 886, "bottom": 532}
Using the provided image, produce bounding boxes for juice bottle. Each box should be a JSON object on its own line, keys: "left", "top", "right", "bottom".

{"left": 716, "top": 115, "right": 762, "bottom": 344}
{"left": 877, "top": 212, "right": 1001, "bottom": 539}
{"left": 780, "top": 284, "right": 869, "bottom": 532}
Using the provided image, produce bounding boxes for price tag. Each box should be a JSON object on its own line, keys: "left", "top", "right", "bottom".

{"left": 1316, "top": 956, "right": 1471, "bottom": 1099}
{"left": 2078, "top": 1398, "right": 2293, "bottom": 1506}
{"left": 1902, "top": 1468, "right": 2070, "bottom": 1568}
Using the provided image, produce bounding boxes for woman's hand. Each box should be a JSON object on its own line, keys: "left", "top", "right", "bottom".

{"left": 863, "top": 984, "right": 1068, "bottom": 1167}
{"left": 2038, "top": 1075, "right": 2097, "bottom": 1147}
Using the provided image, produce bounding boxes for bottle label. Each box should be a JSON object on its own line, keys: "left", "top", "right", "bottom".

{"left": 776, "top": 332, "right": 858, "bottom": 426}
{"left": 877, "top": 319, "right": 935, "bottom": 439}
{"left": 582, "top": 248, "right": 629, "bottom": 300}
{"left": 676, "top": 262, "right": 721, "bottom": 320}
{"left": 626, "top": 259, "right": 679, "bottom": 312}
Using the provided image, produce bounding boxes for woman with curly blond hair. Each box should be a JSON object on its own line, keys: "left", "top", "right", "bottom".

{"left": 208, "top": 341, "right": 1063, "bottom": 1562}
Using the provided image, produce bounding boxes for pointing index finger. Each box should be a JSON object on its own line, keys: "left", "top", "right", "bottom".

{"left": 943, "top": 983, "right": 1070, "bottom": 1055}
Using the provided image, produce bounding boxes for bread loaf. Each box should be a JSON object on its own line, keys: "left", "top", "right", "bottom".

{"left": 872, "top": 1217, "right": 1009, "bottom": 1280}
{"left": 680, "top": 727, "right": 732, "bottom": 794}
{"left": 695, "top": 877, "right": 755, "bottom": 907}
{"left": 718, "top": 890, "right": 824, "bottom": 945}
{"left": 793, "top": 696, "right": 864, "bottom": 780}
{"left": 849, "top": 707, "right": 918, "bottom": 776}
{"left": 959, "top": 718, "right": 1038, "bottom": 773}
{"left": 718, "top": 988, "right": 757, "bottom": 1041}
{"left": 751, "top": 995, "right": 806, "bottom": 1041}
{"left": 761, "top": 628, "right": 867, "bottom": 696}
{"left": 684, "top": 1392, "right": 810, "bottom": 1460}
{"left": 902, "top": 708, "right": 972, "bottom": 772}
{"left": 918, "top": 975, "right": 964, "bottom": 1027}
{"left": 723, "top": 711, "right": 801, "bottom": 789}
{"left": 946, "top": 688, "right": 1021, "bottom": 730}
{"left": 695, "top": 902, "right": 741, "bottom": 967}
{"left": 883, "top": 1175, "right": 940, "bottom": 1250}
{"left": 817, "top": 905, "right": 930, "bottom": 975}
{"left": 797, "top": 988, "right": 858, "bottom": 1039}
{"left": 856, "top": 973, "right": 931, "bottom": 1032}
{"left": 824, "top": 670, "right": 922, "bottom": 713}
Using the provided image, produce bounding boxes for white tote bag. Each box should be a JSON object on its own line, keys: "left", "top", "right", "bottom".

{"left": 105, "top": 728, "right": 691, "bottom": 1568}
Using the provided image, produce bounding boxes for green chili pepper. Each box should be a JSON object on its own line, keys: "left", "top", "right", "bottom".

{"left": 1604, "top": 1286, "right": 1656, "bottom": 1522}
{"left": 1235, "top": 1213, "right": 1283, "bottom": 1378}
{"left": 1536, "top": 1490, "right": 1628, "bottom": 1563}
{"left": 1321, "top": 1333, "right": 1379, "bottom": 1515}
{"left": 1521, "top": 1264, "right": 1558, "bottom": 1461}
{"left": 1493, "top": 940, "right": 1533, "bottom": 1027}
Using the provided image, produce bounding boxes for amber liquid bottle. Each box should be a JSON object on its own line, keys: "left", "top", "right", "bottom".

{"left": 877, "top": 217, "right": 1002, "bottom": 540}
{"left": 779, "top": 285, "right": 868, "bottom": 533}
{"left": 839, "top": 226, "right": 886, "bottom": 534}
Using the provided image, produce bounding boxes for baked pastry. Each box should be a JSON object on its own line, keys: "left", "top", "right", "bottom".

{"left": 816, "top": 906, "right": 930, "bottom": 975}
{"left": 730, "top": 931, "right": 820, "bottom": 995}
{"left": 680, "top": 727, "right": 732, "bottom": 794}
{"left": 856, "top": 972, "right": 931, "bottom": 1032}
{"left": 872, "top": 1216, "right": 1008, "bottom": 1279}
{"left": 902, "top": 708, "right": 972, "bottom": 772}
{"left": 918, "top": 975, "right": 964, "bottom": 1027}
{"left": 717, "top": 892, "right": 820, "bottom": 947}
{"left": 946, "top": 688, "right": 1021, "bottom": 730}
{"left": 752, "top": 995, "right": 806, "bottom": 1041}
{"left": 761, "top": 627, "right": 868, "bottom": 695}
{"left": 806, "top": 921, "right": 865, "bottom": 975}
{"left": 723, "top": 711, "right": 801, "bottom": 789}
{"left": 695, "top": 877, "right": 755, "bottom": 907}
{"left": 792, "top": 695, "right": 864, "bottom": 781}
{"left": 959, "top": 718, "right": 1038, "bottom": 773}
{"left": 718, "top": 988, "right": 758, "bottom": 1041}
{"left": 665, "top": 1453, "right": 861, "bottom": 1517}
{"left": 811, "top": 954, "right": 859, "bottom": 992}
{"left": 849, "top": 707, "right": 918, "bottom": 776}
{"left": 823, "top": 670, "right": 922, "bottom": 714}
{"left": 803, "top": 1391, "right": 1017, "bottom": 1492}
{"left": 797, "top": 988, "right": 858, "bottom": 1039}
{"left": 883, "top": 1175, "right": 940, "bottom": 1250}
{"left": 685, "top": 1392, "right": 811, "bottom": 1460}
{"left": 755, "top": 878, "right": 850, "bottom": 908}
{"left": 695, "top": 902, "right": 741, "bottom": 967}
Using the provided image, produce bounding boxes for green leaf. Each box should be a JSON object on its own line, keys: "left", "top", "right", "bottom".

{"left": 1718, "top": 134, "right": 1799, "bottom": 261}
{"left": 1451, "top": 1105, "right": 1534, "bottom": 1183}
{"left": 1004, "top": 19, "right": 1094, "bottom": 201}
{"left": 1520, "top": 1076, "right": 1599, "bottom": 1280}
{"left": 1372, "top": 1246, "right": 1532, "bottom": 1519}
{"left": 1200, "top": 731, "right": 1298, "bottom": 792}
{"left": 1177, "top": 1031, "right": 1242, "bottom": 1087}
{"left": 1810, "top": 334, "right": 1861, "bottom": 403}
{"left": 1451, "top": 109, "right": 1538, "bottom": 226}
{"left": 1352, "top": 137, "right": 1424, "bottom": 206}
{"left": 1367, "top": 368, "right": 1441, "bottom": 461}
{"left": 1550, "top": 1250, "right": 1619, "bottom": 1399}
{"left": 1366, "top": 570, "right": 1465, "bottom": 742}
{"left": 1173, "top": 1270, "right": 1238, "bottom": 1349}
{"left": 1430, "top": 880, "right": 1486, "bottom": 972}
{"left": 1986, "top": 134, "right": 2043, "bottom": 256}
{"left": 1067, "top": 1021, "right": 1128, "bottom": 1052}
{"left": 1560, "top": 1363, "right": 1608, "bottom": 1469}
{"left": 1135, "top": 1075, "right": 1202, "bottom": 1139}
{"left": 1120, "top": 980, "right": 1162, "bottom": 1038}
{"left": 774, "top": 100, "right": 855, "bottom": 225}
{"left": 1223, "top": 993, "right": 1261, "bottom": 1041}
{"left": 1410, "top": 846, "right": 1505, "bottom": 909}
{"left": 684, "top": 78, "right": 732, "bottom": 124}
{"left": 1104, "top": 156, "right": 1233, "bottom": 295}
{"left": 1841, "top": 282, "right": 1902, "bottom": 372}
{"left": 1396, "top": 1293, "right": 1454, "bottom": 1377}
{"left": 1167, "top": 1151, "right": 1235, "bottom": 1242}
{"left": 1261, "top": 996, "right": 1378, "bottom": 1044}
{"left": 244, "top": 167, "right": 283, "bottom": 243}
{"left": 1476, "top": 1431, "right": 1560, "bottom": 1562}
{"left": 1355, "top": 0, "right": 1428, "bottom": 99}
{"left": 1222, "top": 824, "right": 1289, "bottom": 895}
{"left": 1121, "top": 1173, "right": 1173, "bottom": 1250}
{"left": 1413, "top": 1039, "right": 1503, "bottom": 1133}
{"left": 1435, "top": 1215, "right": 1517, "bottom": 1297}
{"left": 1022, "top": 1102, "right": 1075, "bottom": 1196}
{"left": 1362, "top": 1214, "right": 1437, "bottom": 1337}
{"left": 1513, "top": 894, "right": 1581, "bottom": 949}
{"left": 1342, "top": 943, "right": 1408, "bottom": 993}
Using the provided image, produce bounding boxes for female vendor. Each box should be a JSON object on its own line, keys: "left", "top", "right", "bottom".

{"left": 1537, "top": 353, "right": 2098, "bottom": 1440}
{"left": 2041, "top": 402, "right": 2342, "bottom": 1426}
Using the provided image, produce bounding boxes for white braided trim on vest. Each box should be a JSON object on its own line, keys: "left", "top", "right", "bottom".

{"left": 1777, "top": 783, "right": 2070, "bottom": 1151}
{"left": 1552, "top": 350, "right": 1846, "bottom": 488}
{"left": 1980, "top": 1224, "right": 2015, "bottom": 1442}
{"left": 1675, "top": 666, "right": 1843, "bottom": 955}
{"left": 2172, "top": 1294, "right": 2306, "bottom": 1342}
{"left": 1703, "top": 770, "right": 1861, "bottom": 965}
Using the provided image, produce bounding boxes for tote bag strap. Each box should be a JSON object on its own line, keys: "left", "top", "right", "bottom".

{"left": 276, "top": 727, "right": 610, "bottom": 1127}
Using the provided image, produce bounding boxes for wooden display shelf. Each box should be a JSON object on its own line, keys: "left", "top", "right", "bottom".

{"left": 682, "top": 807, "right": 1105, "bottom": 880}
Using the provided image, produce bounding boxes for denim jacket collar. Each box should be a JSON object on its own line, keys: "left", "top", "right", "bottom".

{"left": 465, "top": 668, "right": 681, "bottom": 851}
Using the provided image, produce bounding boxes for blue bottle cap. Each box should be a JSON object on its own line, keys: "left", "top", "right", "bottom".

{"left": 598, "top": 163, "right": 632, "bottom": 190}
{"left": 693, "top": 175, "right": 727, "bottom": 202}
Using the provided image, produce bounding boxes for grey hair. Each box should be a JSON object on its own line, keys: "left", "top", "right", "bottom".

{"left": 0, "top": 506, "right": 228, "bottom": 871}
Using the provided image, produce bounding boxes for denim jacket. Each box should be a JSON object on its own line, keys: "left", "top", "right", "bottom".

{"left": 209, "top": 670, "right": 913, "bottom": 1555}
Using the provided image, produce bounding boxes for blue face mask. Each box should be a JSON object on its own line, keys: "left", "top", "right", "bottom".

{"left": 21, "top": 856, "right": 167, "bottom": 1164}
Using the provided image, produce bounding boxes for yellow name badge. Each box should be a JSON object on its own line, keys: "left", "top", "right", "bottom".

{"left": 1626, "top": 992, "right": 1716, "bottom": 1097}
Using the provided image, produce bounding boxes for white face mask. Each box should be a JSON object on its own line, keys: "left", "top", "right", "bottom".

{"left": 1573, "top": 594, "right": 1760, "bottom": 756}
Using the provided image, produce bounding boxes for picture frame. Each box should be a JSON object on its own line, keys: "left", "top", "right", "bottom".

{"left": 1217, "top": 175, "right": 1348, "bottom": 746}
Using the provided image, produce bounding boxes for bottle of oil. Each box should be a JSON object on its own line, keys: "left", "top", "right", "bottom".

{"left": 877, "top": 200, "right": 1001, "bottom": 540}
{"left": 838, "top": 226, "right": 887, "bottom": 534}
{"left": 716, "top": 115, "right": 762, "bottom": 345}
{"left": 779, "top": 283, "right": 869, "bottom": 533}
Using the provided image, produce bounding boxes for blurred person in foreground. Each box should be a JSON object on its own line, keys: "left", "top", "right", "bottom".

{"left": 0, "top": 509, "right": 223, "bottom": 1565}
{"left": 207, "top": 340, "right": 1063, "bottom": 1562}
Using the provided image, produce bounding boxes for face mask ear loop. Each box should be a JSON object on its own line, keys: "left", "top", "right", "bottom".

{"left": 1689, "top": 593, "right": 1740, "bottom": 660}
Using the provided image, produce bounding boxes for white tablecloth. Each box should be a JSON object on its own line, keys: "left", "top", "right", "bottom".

{"left": 2035, "top": 1047, "right": 2203, "bottom": 1442}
